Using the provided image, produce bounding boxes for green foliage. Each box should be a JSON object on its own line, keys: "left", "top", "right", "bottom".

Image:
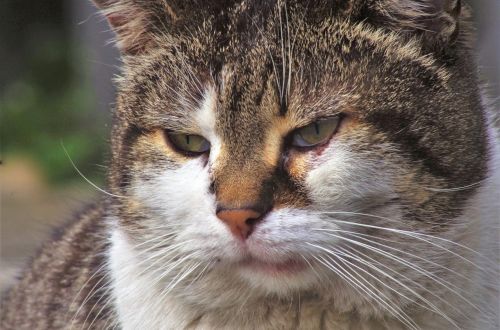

{"left": 1, "top": 35, "right": 107, "bottom": 185}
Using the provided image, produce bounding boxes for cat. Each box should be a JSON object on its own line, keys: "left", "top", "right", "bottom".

{"left": 1, "top": 0, "right": 499, "bottom": 329}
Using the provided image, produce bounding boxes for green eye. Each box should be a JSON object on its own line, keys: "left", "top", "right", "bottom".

{"left": 166, "top": 132, "right": 210, "bottom": 155}
{"left": 291, "top": 117, "right": 340, "bottom": 148}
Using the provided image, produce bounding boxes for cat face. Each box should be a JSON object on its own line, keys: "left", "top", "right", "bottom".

{"left": 98, "top": 0, "right": 490, "bottom": 321}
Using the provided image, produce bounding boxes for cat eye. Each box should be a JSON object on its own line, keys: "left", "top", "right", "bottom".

{"left": 165, "top": 132, "right": 210, "bottom": 155}
{"left": 291, "top": 117, "right": 340, "bottom": 148}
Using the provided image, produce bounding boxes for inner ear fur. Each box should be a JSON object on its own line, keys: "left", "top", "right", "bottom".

{"left": 367, "top": 0, "right": 469, "bottom": 54}
{"left": 91, "top": 0, "right": 178, "bottom": 54}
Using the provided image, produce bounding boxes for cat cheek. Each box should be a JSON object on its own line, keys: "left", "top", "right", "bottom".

{"left": 284, "top": 150, "right": 310, "bottom": 180}
{"left": 283, "top": 116, "right": 360, "bottom": 179}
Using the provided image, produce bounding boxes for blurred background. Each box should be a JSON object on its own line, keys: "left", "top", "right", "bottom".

{"left": 1, "top": 0, "right": 499, "bottom": 293}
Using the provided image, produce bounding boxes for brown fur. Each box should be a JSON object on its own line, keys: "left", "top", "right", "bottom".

{"left": 2, "top": 0, "right": 496, "bottom": 329}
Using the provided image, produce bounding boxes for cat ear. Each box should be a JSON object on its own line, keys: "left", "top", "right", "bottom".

{"left": 91, "top": 0, "right": 180, "bottom": 55}
{"left": 372, "top": 0, "right": 465, "bottom": 50}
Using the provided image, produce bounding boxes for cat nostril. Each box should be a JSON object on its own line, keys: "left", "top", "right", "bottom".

{"left": 216, "top": 208, "right": 262, "bottom": 240}
{"left": 245, "top": 217, "right": 259, "bottom": 226}
{"left": 208, "top": 181, "right": 216, "bottom": 194}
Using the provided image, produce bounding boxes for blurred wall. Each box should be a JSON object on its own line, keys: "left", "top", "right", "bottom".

{"left": 70, "top": 0, "right": 120, "bottom": 117}
{"left": 471, "top": 0, "right": 500, "bottom": 99}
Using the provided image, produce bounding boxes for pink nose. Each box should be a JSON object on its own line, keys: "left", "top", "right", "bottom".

{"left": 216, "top": 209, "right": 262, "bottom": 240}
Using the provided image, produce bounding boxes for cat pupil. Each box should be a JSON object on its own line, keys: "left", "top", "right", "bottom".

{"left": 186, "top": 135, "right": 190, "bottom": 145}
{"left": 314, "top": 122, "right": 320, "bottom": 135}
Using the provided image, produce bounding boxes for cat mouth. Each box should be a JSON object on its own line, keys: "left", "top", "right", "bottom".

{"left": 237, "top": 257, "right": 307, "bottom": 276}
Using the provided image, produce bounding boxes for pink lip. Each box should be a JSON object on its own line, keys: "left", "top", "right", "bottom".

{"left": 238, "top": 258, "right": 306, "bottom": 275}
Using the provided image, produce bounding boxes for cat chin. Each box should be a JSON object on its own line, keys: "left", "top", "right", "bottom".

{"left": 234, "top": 259, "right": 318, "bottom": 295}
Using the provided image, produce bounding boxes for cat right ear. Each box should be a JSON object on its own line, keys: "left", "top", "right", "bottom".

{"left": 370, "top": 0, "right": 468, "bottom": 53}
{"left": 91, "top": 0, "right": 179, "bottom": 55}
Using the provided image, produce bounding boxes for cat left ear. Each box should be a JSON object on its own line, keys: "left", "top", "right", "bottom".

{"left": 91, "top": 0, "right": 179, "bottom": 55}
{"left": 372, "top": 0, "right": 465, "bottom": 51}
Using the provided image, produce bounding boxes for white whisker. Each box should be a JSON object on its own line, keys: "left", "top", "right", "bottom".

{"left": 316, "top": 214, "right": 493, "bottom": 272}
{"left": 315, "top": 231, "right": 486, "bottom": 316}
{"left": 313, "top": 254, "right": 419, "bottom": 330}
{"left": 61, "top": 142, "right": 125, "bottom": 199}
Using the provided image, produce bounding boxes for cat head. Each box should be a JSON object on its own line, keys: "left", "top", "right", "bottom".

{"left": 94, "top": 0, "right": 491, "bottom": 322}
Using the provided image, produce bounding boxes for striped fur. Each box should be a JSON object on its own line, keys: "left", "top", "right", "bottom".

{"left": 2, "top": 1, "right": 498, "bottom": 329}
